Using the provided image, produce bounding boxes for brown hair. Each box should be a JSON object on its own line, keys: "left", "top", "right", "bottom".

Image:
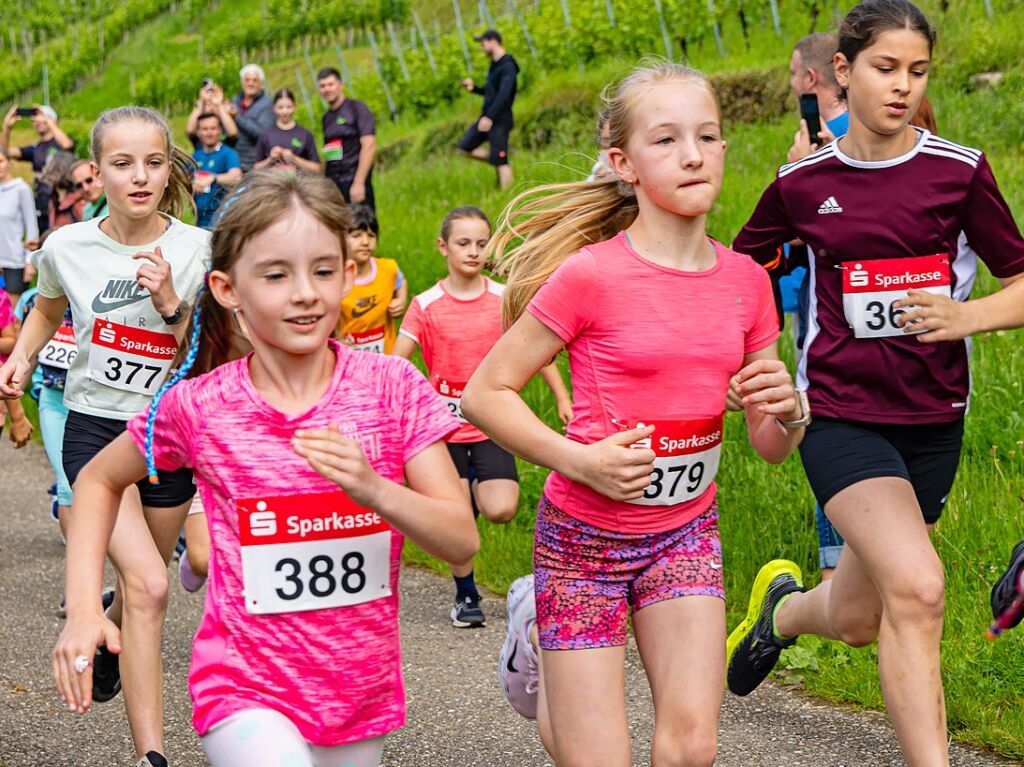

{"left": 839, "top": 0, "right": 935, "bottom": 66}
{"left": 440, "top": 206, "right": 491, "bottom": 241}
{"left": 489, "top": 62, "right": 718, "bottom": 326}
{"left": 910, "top": 94, "right": 937, "bottom": 133}
{"left": 90, "top": 106, "right": 197, "bottom": 219}
{"left": 177, "top": 170, "right": 353, "bottom": 378}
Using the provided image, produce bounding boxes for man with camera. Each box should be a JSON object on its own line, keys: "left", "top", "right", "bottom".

{"left": 186, "top": 80, "right": 239, "bottom": 151}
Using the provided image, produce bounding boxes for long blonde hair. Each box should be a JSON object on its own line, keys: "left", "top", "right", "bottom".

{"left": 489, "top": 62, "right": 718, "bottom": 326}
{"left": 90, "top": 106, "right": 197, "bottom": 219}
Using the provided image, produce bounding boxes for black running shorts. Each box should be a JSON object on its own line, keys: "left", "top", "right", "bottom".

{"left": 2, "top": 267, "right": 29, "bottom": 295}
{"left": 63, "top": 409, "right": 197, "bottom": 508}
{"left": 457, "top": 119, "right": 512, "bottom": 166}
{"left": 799, "top": 416, "right": 964, "bottom": 524}
{"left": 446, "top": 439, "right": 519, "bottom": 483}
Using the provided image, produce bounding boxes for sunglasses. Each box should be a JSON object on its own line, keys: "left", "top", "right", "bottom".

{"left": 74, "top": 177, "right": 95, "bottom": 190}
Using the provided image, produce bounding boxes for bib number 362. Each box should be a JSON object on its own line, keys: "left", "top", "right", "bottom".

{"left": 238, "top": 490, "right": 392, "bottom": 615}
{"left": 619, "top": 416, "right": 723, "bottom": 506}
{"left": 842, "top": 254, "right": 951, "bottom": 339}
{"left": 87, "top": 320, "right": 178, "bottom": 395}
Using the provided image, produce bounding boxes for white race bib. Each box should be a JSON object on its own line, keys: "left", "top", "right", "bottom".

{"left": 346, "top": 326, "right": 385, "bottom": 354}
{"left": 620, "top": 416, "right": 723, "bottom": 506}
{"left": 39, "top": 325, "right": 77, "bottom": 370}
{"left": 238, "top": 491, "right": 392, "bottom": 615}
{"left": 86, "top": 319, "right": 178, "bottom": 395}
{"left": 842, "top": 255, "right": 951, "bottom": 339}
{"left": 435, "top": 377, "right": 467, "bottom": 423}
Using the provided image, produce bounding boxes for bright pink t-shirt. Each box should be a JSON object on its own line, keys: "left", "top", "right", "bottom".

{"left": 527, "top": 233, "right": 778, "bottom": 534}
{"left": 0, "top": 291, "right": 14, "bottom": 364}
{"left": 399, "top": 278, "right": 505, "bottom": 443}
{"left": 127, "top": 340, "right": 458, "bottom": 745}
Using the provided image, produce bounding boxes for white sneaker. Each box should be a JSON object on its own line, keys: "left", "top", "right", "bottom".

{"left": 498, "top": 574, "right": 540, "bottom": 719}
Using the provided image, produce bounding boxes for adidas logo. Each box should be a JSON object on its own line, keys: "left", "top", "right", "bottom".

{"left": 818, "top": 196, "right": 843, "bottom": 214}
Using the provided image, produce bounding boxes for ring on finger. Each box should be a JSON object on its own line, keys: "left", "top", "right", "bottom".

{"left": 74, "top": 654, "right": 91, "bottom": 674}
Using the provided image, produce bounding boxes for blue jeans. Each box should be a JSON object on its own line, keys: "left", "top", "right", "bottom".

{"left": 39, "top": 386, "right": 72, "bottom": 506}
{"left": 816, "top": 503, "right": 844, "bottom": 569}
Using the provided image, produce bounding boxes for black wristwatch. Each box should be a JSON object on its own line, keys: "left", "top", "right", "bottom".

{"left": 161, "top": 301, "right": 188, "bottom": 327}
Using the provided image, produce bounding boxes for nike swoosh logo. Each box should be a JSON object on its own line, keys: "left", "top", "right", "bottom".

{"left": 506, "top": 640, "right": 519, "bottom": 673}
{"left": 350, "top": 304, "right": 377, "bottom": 318}
{"left": 92, "top": 293, "right": 150, "bottom": 314}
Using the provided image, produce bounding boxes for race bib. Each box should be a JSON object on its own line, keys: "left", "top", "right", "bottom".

{"left": 238, "top": 490, "right": 392, "bottom": 615}
{"left": 619, "top": 416, "right": 723, "bottom": 506}
{"left": 346, "top": 326, "right": 385, "bottom": 354}
{"left": 323, "top": 139, "right": 343, "bottom": 162}
{"left": 435, "top": 377, "right": 467, "bottom": 423}
{"left": 87, "top": 319, "right": 177, "bottom": 395}
{"left": 842, "top": 255, "right": 951, "bottom": 339}
{"left": 39, "top": 325, "right": 77, "bottom": 370}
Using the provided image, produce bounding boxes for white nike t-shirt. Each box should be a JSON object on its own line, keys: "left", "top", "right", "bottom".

{"left": 36, "top": 216, "right": 210, "bottom": 420}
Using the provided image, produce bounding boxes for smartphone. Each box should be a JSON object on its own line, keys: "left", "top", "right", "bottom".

{"left": 799, "top": 93, "right": 822, "bottom": 147}
{"left": 201, "top": 78, "right": 214, "bottom": 89}
{"left": 15, "top": 107, "right": 38, "bottom": 117}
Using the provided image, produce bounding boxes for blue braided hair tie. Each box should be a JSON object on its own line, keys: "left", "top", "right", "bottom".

{"left": 145, "top": 282, "right": 206, "bottom": 484}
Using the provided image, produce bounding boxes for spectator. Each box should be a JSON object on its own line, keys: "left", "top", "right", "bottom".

{"left": 0, "top": 146, "right": 38, "bottom": 303}
{"left": 458, "top": 29, "right": 519, "bottom": 190}
{"left": 787, "top": 32, "right": 848, "bottom": 163}
{"left": 70, "top": 159, "right": 108, "bottom": 221}
{"left": 225, "top": 64, "right": 275, "bottom": 171}
{"left": 317, "top": 67, "right": 377, "bottom": 210}
{"left": 44, "top": 152, "right": 85, "bottom": 230}
{"left": 191, "top": 112, "right": 242, "bottom": 229}
{"left": 186, "top": 80, "right": 238, "bottom": 149}
{"left": 1, "top": 104, "right": 75, "bottom": 234}
{"left": 253, "top": 89, "right": 321, "bottom": 174}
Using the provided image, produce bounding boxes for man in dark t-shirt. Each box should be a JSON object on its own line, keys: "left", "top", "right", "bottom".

{"left": 317, "top": 68, "right": 377, "bottom": 212}
{"left": 1, "top": 104, "right": 76, "bottom": 232}
{"left": 458, "top": 30, "right": 519, "bottom": 189}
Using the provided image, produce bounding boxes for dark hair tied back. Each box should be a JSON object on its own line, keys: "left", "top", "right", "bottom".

{"left": 839, "top": 0, "right": 935, "bottom": 67}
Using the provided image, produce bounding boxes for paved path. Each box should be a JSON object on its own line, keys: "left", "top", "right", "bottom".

{"left": 1, "top": 438, "right": 1017, "bottom": 766}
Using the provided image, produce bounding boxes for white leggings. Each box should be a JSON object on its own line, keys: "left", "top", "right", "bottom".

{"left": 201, "top": 708, "right": 386, "bottom": 767}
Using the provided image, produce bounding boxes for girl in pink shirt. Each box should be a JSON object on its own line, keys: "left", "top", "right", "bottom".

{"left": 53, "top": 171, "right": 479, "bottom": 767}
{"left": 462, "top": 63, "right": 808, "bottom": 765}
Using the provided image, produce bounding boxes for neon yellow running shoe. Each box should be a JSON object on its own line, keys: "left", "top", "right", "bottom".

{"left": 726, "top": 559, "right": 803, "bottom": 696}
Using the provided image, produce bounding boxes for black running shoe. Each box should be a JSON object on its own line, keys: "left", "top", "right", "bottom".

{"left": 91, "top": 644, "right": 121, "bottom": 703}
{"left": 451, "top": 594, "right": 486, "bottom": 628}
{"left": 726, "top": 559, "right": 804, "bottom": 697}
{"left": 136, "top": 752, "right": 169, "bottom": 767}
{"left": 991, "top": 540, "right": 1024, "bottom": 628}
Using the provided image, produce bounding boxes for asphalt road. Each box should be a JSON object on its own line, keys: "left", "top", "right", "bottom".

{"left": 0, "top": 437, "right": 1016, "bottom": 766}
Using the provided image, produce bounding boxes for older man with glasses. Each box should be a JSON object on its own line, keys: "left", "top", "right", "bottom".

{"left": 68, "top": 160, "right": 107, "bottom": 221}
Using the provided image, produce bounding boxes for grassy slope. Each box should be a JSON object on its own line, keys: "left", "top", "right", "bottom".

{"left": 11, "top": 0, "right": 1024, "bottom": 758}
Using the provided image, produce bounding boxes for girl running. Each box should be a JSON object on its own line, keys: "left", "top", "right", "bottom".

{"left": 52, "top": 171, "right": 478, "bottom": 767}
{"left": 461, "top": 63, "right": 805, "bottom": 766}
{"left": 253, "top": 89, "right": 321, "bottom": 174}
{"left": 0, "top": 106, "right": 209, "bottom": 767}
{"left": 337, "top": 205, "right": 407, "bottom": 354}
{"left": 727, "top": 2, "right": 1024, "bottom": 765}
{"left": 395, "top": 205, "right": 573, "bottom": 629}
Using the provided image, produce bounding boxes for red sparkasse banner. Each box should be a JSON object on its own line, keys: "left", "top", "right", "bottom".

{"left": 434, "top": 377, "right": 467, "bottom": 398}
{"left": 841, "top": 254, "right": 950, "bottom": 294}
{"left": 238, "top": 490, "right": 390, "bottom": 546}
{"left": 91, "top": 319, "right": 178, "bottom": 360}
{"left": 617, "top": 415, "right": 724, "bottom": 457}
{"left": 350, "top": 326, "right": 385, "bottom": 344}
{"left": 52, "top": 325, "right": 76, "bottom": 345}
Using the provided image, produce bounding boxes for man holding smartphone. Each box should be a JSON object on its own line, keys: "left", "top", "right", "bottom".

{"left": 786, "top": 33, "right": 848, "bottom": 164}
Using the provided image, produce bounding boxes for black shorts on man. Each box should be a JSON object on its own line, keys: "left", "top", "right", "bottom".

{"left": 457, "top": 120, "right": 512, "bottom": 167}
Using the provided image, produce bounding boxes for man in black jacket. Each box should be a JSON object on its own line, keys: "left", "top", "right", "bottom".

{"left": 458, "top": 30, "right": 519, "bottom": 189}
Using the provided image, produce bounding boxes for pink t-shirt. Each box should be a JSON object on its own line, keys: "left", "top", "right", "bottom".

{"left": 0, "top": 291, "right": 14, "bottom": 364}
{"left": 399, "top": 278, "right": 505, "bottom": 443}
{"left": 127, "top": 340, "right": 458, "bottom": 746}
{"left": 528, "top": 233, "right": 778, "bottom": 534}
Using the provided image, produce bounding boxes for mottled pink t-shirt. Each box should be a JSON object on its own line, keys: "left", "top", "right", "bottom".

{"left": 527, "top": 233, "right": 778, "bottom": 534}
{"left": 0, "top": 291, "right": 14, "bottom": 364}
{"left": 127, "top": 340, "right": 458, "bottom": 745}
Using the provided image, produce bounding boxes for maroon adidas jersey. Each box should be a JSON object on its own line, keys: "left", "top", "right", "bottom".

{"left": 734, "top": 128, "right": 1024, "bottom": 424}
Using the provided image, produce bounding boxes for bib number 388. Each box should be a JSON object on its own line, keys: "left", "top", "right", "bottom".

{"left": 87, "top": 320, "right": 178, "bottom": 395}
{"left": 841, "top": 255, "right": 951, "bottom": 339}
{"left": 620, "top": 416, "right": 723, "bottom": 506}
{"left": 238, "top": 490, "right": 392, "bottom": 615}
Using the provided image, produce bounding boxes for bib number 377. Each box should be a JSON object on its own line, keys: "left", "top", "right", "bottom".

{"left": 238, "top": 490, "right": 392, "bottom": 615}
{"left": 620, "top": 416, "right": 723, "bottom": 506}
{"left": 842, "top": 255, "right": 951, "bottom": 339}
{"left": 87, "top": 320, "right": 178, "bottom": 395}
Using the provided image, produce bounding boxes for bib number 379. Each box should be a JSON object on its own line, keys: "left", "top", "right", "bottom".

{"left": 620, "top": 416, "right": 723, "bottom": 506}
{"left": 87, "top": 320, "right": 178, "bottom": 395}
{"left": 842, "top": 255, "right": 951, "bottom": 339}
{"left": 238, "top": 490, "right": 392, "bottom": 615}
